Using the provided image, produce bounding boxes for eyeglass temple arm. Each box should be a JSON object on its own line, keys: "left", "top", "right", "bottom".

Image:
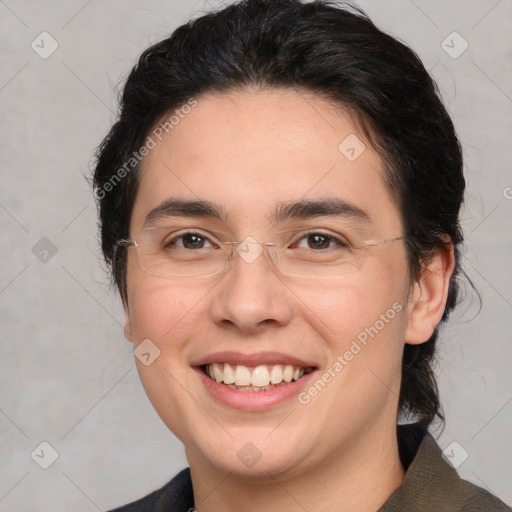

{"left": 359, "top": 235, "right": 407, "bottom": 248}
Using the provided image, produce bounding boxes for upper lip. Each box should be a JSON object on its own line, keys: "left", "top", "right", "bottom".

{"left": 191, "top": 351, "right": 317, "bottom": 368}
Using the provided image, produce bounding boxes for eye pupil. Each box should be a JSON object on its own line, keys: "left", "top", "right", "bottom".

{"left": 308, "top": 234, "right": 330, "bottom": 249}
{"left": 183, "top": 233, "right": 205, "bottom": 249}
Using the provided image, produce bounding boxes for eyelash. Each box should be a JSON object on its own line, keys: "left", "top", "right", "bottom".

{"left": 162, "top": 230, "right": 350, "bottom": 250}
{"left": 292, "top": 232, "right": 350, "bottom": 250}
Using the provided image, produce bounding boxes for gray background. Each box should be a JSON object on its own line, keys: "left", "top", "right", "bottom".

{"left": 1, "top": 0, "right": 511, "bottom": 510}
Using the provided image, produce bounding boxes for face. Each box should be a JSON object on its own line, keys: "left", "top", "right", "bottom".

{"left": 123, "top": 89, "right": 422, "bottom": 480}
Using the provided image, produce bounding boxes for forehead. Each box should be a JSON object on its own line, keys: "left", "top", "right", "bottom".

{"left": 131, "top": 89, "right": 402, "bottom": 235}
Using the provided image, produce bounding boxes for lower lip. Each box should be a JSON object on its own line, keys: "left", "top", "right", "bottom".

{"left": 195, "top": 367, "right": 317, "bottom": 411}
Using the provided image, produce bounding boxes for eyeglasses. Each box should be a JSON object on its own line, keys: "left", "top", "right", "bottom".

{"left": 116, "top": 225, "right": 406, "bottom": 279}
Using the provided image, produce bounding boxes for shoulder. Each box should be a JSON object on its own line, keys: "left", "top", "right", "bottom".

{"left": 106, "top": 468, "right": 194, "bottom": 512}
{"left": 379, "top": 423, "right": 511, "bottom": 511}
{"left": 457, "top": 479, "right": 511, "bottom": 512}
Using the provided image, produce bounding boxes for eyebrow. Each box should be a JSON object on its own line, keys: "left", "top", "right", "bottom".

{"left": 269, "top": 198, "right": 371, "bottom": 225}
{"left": 143, "top": 197, "right": 372, "bottom": 227}
{"left": 144, "top": 197, "right": 229, "bottom": 226}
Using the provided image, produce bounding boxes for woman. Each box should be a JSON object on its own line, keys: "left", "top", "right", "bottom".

{"left": 92, "top": 0, "right": 510, "bottom": 510}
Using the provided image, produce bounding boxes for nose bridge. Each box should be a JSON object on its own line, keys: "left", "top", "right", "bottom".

{"left": 227, "top": 237, "right": 280, "bottom": 293}
{"left": 230, "top": 237, "right": 274, "bottom": 268}
{"left": 209, "top": 237, "right": 291, "bottom": 331}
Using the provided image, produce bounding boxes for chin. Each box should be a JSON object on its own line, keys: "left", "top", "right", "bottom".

{"left": 188, "top": 427, "right": 315, "bottom": 480}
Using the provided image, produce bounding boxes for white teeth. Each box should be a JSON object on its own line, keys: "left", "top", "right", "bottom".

{"left": 283, "top": 365, "right": 294, "bottom": 382}
{"left": 234, "top": 365, "right": 252, "bottom": 386}
{"left": 205, "top": 362, "right": 310, "bottom": 388}
{"left": 223, "top": 363, "right": 235, "bottom": 384}
{"left": 252, "top": 366, "right": 270, "bottom": 387}
{"left": 212, "top": 362, "right": 223, "bottom": 383}
{"left": 270, "top": 365, "right": 283, "bottom": 384}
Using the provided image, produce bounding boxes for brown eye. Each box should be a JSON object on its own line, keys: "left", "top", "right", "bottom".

{"left": 164, "top": 232, "right": 213, "bottom": 249}
{"left": 294, "top": 232, "right": 349, "bottom": 250}
{"left": 181, "top": 233, "right": 206, "bottom": 249}
{"left": 307, "top": 234, "right": 330, "bottom": 249}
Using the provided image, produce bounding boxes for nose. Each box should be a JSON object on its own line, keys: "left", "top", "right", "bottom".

{"left": 209, "top": 239, "right": 293, "bottom": 333}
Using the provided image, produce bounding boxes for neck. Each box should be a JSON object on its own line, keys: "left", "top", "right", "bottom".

{"left": 188, "top": 421, "right": 405, "bottom": 512}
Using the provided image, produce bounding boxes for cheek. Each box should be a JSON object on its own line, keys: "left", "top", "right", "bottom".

{"left": 125, "top": 272, "right": 210, "bottom": 347}
{"left": 124, "top": 276, "right": 215, "bottom": 440}
{"left": 294, "top": 265, "right": 409, "bottom": 402}
{"left": 293, "top": 273, "right": 407, "bottom": 343}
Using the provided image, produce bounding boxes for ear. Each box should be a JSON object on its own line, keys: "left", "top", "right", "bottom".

{"left": 123, "top": 304, "right": 134, "bottom": 343}
{"left": 404, "top": 237, "right": 455, "bottom": 345}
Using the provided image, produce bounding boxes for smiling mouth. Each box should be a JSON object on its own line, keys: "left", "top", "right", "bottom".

{"left": 202, "top": 362, "right": 315, "bottom": 391}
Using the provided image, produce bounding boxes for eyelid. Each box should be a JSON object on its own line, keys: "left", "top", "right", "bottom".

{"left": 274, "top": 225, "right": 356, "bottom": 236}
{"left": 163, "top": 229, "right": 224, "bottom": 247}
{"left": 144, "top": 223, "right": 230, "bottom": 234}
{"left": 281, "top": 227, "right": 352, "bottom": 247}
{"left": 143, "top": 224, "right": 231, "bottom": 241}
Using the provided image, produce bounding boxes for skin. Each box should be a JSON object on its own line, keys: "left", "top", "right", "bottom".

{"left": 123, "top": 88, "right": 455, "bottom": 512}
